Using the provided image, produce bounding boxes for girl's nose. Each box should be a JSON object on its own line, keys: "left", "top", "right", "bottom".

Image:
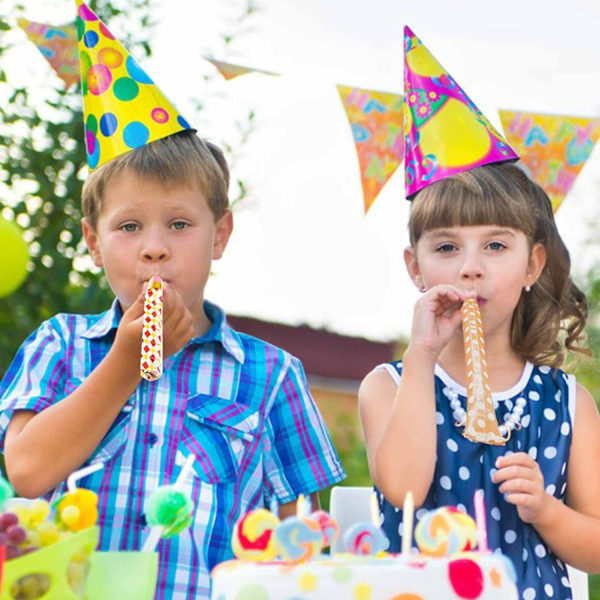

{"left": 459, "top": 253, "right": 484, "bottom": 280}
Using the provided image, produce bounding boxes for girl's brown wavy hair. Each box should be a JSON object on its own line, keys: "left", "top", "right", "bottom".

{"left": 408, "top": 163, "right": 589, "bottom": 368}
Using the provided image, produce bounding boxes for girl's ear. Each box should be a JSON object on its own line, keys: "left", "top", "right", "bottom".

{"left": 526, "top": 242, "right": 547, "bottom": 288}
{"left": 404, "top": 246, "right": 424, "bottom": 291}
{"left": 81, "top": 218, "right": 103, "bottom": 267}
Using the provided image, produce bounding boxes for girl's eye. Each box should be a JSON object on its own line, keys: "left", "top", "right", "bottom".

{"left": 436, "top": 243, "right": 456, "bottom": 253}
{"left": 487, "top": 241, "right": 506, "bottom": 251}
{"left": 171, "top": 221, "right": 189, "bottom": 230}
{"left": 120, "top": 223, "right": 139, "bottom": 232}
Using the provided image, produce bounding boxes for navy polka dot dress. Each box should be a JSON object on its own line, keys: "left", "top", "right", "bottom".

{"left": 376, "top": 361, "right": 575, "bottom": 600}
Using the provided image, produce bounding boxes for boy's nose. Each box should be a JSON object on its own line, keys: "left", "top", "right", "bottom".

{"left": 141, "top": 233, "right": 169, "bottom": 262}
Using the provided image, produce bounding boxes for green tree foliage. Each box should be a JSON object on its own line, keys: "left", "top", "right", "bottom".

{"left": 0, "top": 0, "right": 157, "bottom": 376}
{"left": 0, "top": 0, "right": 256, "bottom": 377}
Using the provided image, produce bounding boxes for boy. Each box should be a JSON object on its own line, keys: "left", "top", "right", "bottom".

{"left": 0, "top": 4, "right": 345, "bottom": 598}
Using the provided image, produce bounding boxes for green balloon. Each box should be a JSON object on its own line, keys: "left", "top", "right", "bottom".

{"left": 0, "top": 217, "right": 29, "bottom": 298}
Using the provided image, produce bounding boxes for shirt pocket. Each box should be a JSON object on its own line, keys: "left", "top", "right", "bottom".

{"left": 179, "top": 394, "right": 259, "bottom": 484}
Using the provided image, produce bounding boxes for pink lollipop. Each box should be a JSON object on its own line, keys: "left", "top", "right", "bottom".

{"left": 343, "top": 522, "right": 389, "bottom": 555}
{"left": 310, "top": 510, "right": 339, "bottom": 548}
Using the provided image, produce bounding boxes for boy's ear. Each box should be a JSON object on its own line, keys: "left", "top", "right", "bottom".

{"left": 81, "top": 218, "right": 103, "bottom": 268}
{"left": 404, "top": 246, "right": 424, "bottom": 290}
{"left": 526, "top": 242, "right": 547, "bottom": 287}
{"left": 212, "top": 210, "right": 233, "bottom": 260}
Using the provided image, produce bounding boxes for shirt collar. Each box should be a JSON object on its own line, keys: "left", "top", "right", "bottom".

{"left": 81, "top": 298, "right": 122, "bottom": 339}
{"left": 196, "top": 301, "right": 245, "bottom": 364}
{"left": 80, "top": 298, "right": 245, "bottom": 364}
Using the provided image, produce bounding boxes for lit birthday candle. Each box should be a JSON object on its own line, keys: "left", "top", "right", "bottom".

{"left": 474, "top": 489, "right": 489, "bottom": 553}
{"left": 401, "top": 491, "right": 414, "bottom": 556}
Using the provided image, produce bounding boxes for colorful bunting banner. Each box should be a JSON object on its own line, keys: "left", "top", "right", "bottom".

{"left": 17, "top": 18, "right": 80, "bottom": 88}
{"left": 205, "top": 58, "right": 278, "bottom": 80}
{"left": 337, "top": 86, "right": 404, "bottom": 213}
{"left": 499, "top": 110, "right": 600, "bottom": 212}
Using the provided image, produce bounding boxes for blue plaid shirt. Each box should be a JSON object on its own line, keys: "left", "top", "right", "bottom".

{"left": 0, "top": 300, "right": 345, "bottom": 599}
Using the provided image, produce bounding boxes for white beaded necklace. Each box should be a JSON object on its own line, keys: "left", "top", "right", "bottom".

{"left": 442, "top": 386, "right": 527, "bottom": 441}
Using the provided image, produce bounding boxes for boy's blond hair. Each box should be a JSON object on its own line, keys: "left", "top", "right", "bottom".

{"left": 82, "top": 131, "right": 229, "bottom": 229}
{"left": 408, "top": 163, "right": 588, "bottom": 368}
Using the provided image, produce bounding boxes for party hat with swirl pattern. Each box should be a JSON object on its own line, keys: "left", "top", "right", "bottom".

{"left": 403, "top": 26, "right": 518, "bottom": 199}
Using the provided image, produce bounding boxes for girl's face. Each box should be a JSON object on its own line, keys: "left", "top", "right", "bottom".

{"left": 405, "top": 224, "right": 546, "bottom": 339}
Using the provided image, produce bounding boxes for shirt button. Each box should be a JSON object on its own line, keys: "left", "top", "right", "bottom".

{"left": 148, "top": 433, "right": 159, "bottom": 446}
{"left": 138, "top": 513, "right": 147, "bottom": 527}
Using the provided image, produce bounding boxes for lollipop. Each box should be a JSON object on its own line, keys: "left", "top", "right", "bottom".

{"left": 54, "top": 463, "right": 103, "bottom": 532}
{"left": 273, "top": 494, "right": 323, "bottom": 564}
{"left": 343, "top": 492, "right": 388, "bottom": 555}
{"left": 414, "top": 506, "right": 477, "bottom": 557}
{"left": 310, "top": 510, "right": 339, "bottom": 549}
{"left": 232, "top": 509, "right": 280, "bottom": 561}
{"left": 142, "top": 455, "right": 195, "bottom": 552}
{"left": 140, "top": 275, "right": 163, "bottom": 382}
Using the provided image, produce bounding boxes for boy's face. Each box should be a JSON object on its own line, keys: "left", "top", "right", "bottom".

{"left": 82, "top": 169, "right": 232, "bottom": 329}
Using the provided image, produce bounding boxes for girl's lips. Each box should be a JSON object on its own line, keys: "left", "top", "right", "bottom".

{"left": 477, "top": 296, "right": 487, "bottom": 306}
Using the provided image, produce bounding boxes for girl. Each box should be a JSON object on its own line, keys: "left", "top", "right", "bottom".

{"left": 359, "top": 163, "right": 600, "bottom": 600}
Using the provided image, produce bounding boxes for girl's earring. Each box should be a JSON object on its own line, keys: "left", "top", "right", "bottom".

{"left": 420, "top": 286, "right": 426, "bottom": 293}
{"left": 525, "top": 285, "right": 531, "bottom": 293}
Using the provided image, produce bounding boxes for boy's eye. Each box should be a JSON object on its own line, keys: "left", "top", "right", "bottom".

{"left": 435, "top": 243, "right": 456, "bottom": 253}
{"left": 171, "top": 221, "right": 189, "bottom": 230}
{"left": 120, "top": 223, "right": 139, "bottom": 232}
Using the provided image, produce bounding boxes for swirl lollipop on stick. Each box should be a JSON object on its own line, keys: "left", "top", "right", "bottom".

{"left": 343, "top": 492, "right": 388, "bottom": 555}
{"left": 273, "top": 494, "right": 322, "bottom": 564}
{"left": 140, "top": 275, "right": 163, "bottom": 382}
{"left": 414, "top": 506, "right": 477, "bottom": 557}
{"left": 232, "top": 509, "right": 281, "bottom": 562}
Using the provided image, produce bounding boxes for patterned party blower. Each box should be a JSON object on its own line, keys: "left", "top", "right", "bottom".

{"left": 140, "top": 276, "right": 163, "bottom": 381}
{"left": 461, "top": 298, "right": 505, "bottom": 445}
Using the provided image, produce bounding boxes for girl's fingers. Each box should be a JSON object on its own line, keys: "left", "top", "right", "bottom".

{"left": 492, "top": 464, "right": 535, "bottom": 483}
{"left": 495, "top": 452, "right": 535, "bottom": 469}
{"left": 498, "top": 477, "right": 538, "bottom": 495}
{"left": 503, "top": 492, "right": 535, "bottom": 506}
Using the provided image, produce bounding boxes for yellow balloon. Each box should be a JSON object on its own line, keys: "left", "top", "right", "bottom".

{"left": 419, "top": 98, "right": 491, "bottom": 168}
{"left": 0, "top": 217, "right": 29, "bottom": 298}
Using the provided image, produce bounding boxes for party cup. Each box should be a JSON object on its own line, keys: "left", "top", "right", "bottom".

{"left": 0, "top": 526, "right": 98, "bottom": 600}
{"left": 84, "top": 550, "right": 158, "bottom": 600}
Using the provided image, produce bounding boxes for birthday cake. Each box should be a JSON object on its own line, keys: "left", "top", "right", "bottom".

{"left": 211, "top": 552, "right": 517, "bottom": 600}
{"left": 210, "top": 502, "right": 518, "bottom": 600}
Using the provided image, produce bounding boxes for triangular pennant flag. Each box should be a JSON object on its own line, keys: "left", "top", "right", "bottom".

{"left": 337, "top": 86, "right": 404, "bottom": 213}
{"left": 403, "top": 26, "right": 518, "bottom": 199}
{"left": 75, "top": 0, "right": 193, "bottom": 170}
{"left": 205, "top": 58, "right": 278, "bottom": 80}
{"left": 499, "top": 110, "right": 600, "bottom": 212}
{"left": 17, "top": 18, "right": 80, "bottom": 88}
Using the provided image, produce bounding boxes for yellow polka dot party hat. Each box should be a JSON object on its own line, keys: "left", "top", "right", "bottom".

{"left": 75, "top": 0, "right": 193, "bottom": 170}
{"left": 403, "top": 26, "right": 518, "bottom": 198}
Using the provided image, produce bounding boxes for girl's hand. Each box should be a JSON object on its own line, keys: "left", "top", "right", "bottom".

{"left": 408, "top": 285, "right": 475, "bottom": 360}
{"left": 492, "top": 452, "right": 550, "bottom": 524}
{"left": 162, "top": 283, "right": 195, "bottom": 358}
